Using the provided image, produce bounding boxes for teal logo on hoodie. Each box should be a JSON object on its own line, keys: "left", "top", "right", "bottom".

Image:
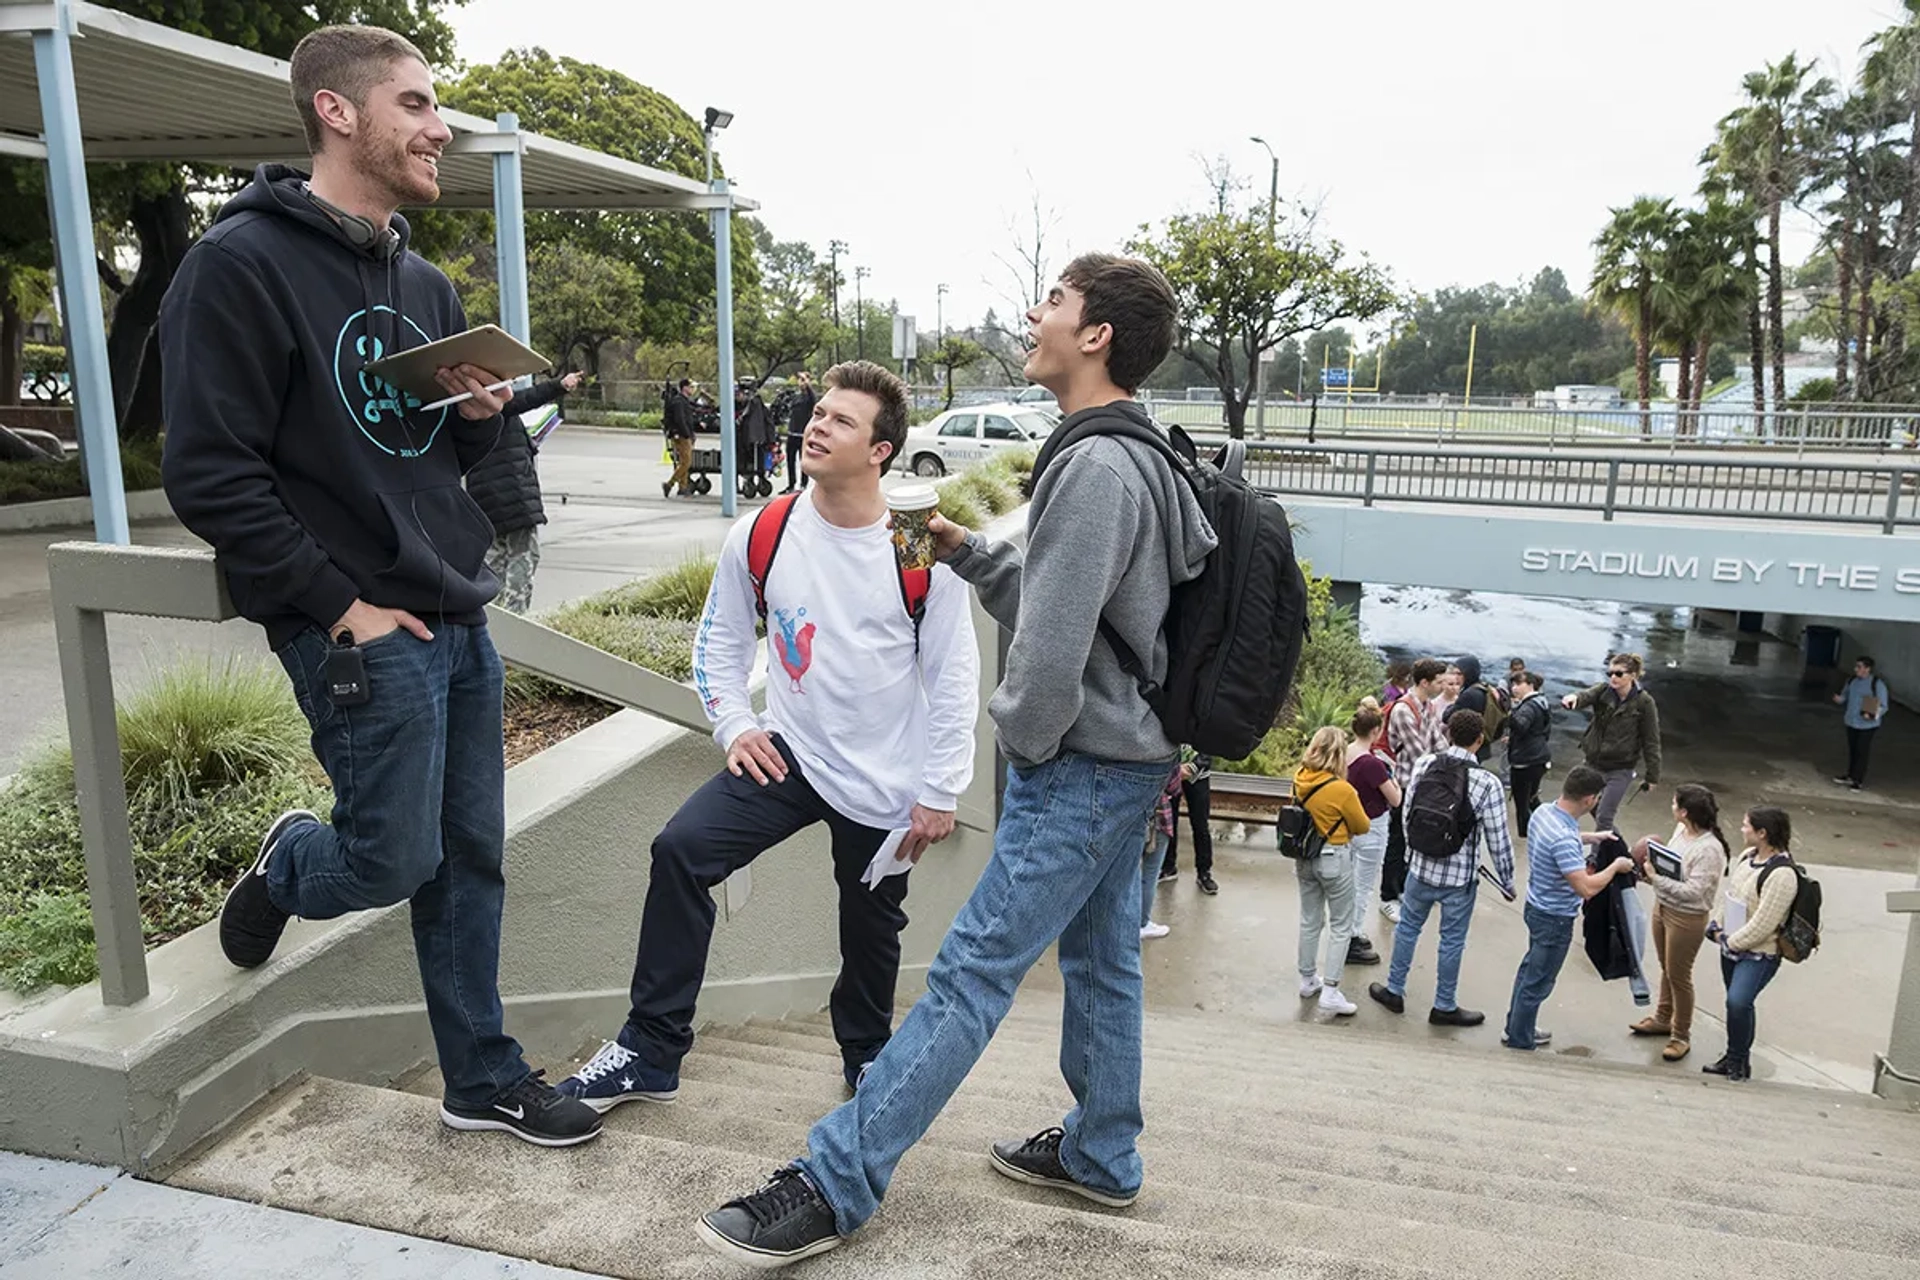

{"left": 332, "top": 306, "right": 450, "bottom": 457}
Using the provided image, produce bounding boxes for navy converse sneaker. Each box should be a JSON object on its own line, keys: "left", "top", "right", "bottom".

{"left": 988, "top": 1127, "right": 1138, "bottom": 1207}
{"left": 554, "top": 1039, "right": 678, "bottom": 1113}
{"left": 696, "top": 1166, "right": 841, "bottom": 1268}
{"left": 218, "top": 809, "right": 317, "bottom": 968}
{"left": 440, "top": 1071, "right": 602, "bottom": 1147}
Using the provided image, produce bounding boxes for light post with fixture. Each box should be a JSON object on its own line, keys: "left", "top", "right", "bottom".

{"left": 828, "top": 239, "right": 847, "bottom": 363}
{"left": 855, "top": 265, "right": 869, "bottom": 361}
{"left": 1249, "top": 134, "right": 1280, "bottom": 437}
{"left": 704, "top": 106, "right": 739, "bottom": 514}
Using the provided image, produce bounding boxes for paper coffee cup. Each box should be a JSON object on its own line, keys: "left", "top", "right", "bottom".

{"left": 887, "top": 482, "right": 940, "bottom": 572}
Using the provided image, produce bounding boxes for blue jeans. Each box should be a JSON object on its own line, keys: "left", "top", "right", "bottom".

{"left": 1140, "top": 830, "right": 1168, "bottom": 928}
{"left": 1504, "top": 903, "right": 1576, "bottom": 1049}
{"left": 799, "top": 751, "right": 1173, "bottom": 1235}
{"left": 1721, "top": 950, "right": 1782, "bottom": 1068}
{"left": 1386, "top": 874, "right": 1478, "bottom": 1012}
{"left": 272, "top": 624, "right": 526, "bottom": 1108}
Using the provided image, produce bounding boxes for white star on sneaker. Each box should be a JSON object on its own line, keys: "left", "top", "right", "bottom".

{"left": 621, "top": 1076, "right": 635, "bottom": 1091}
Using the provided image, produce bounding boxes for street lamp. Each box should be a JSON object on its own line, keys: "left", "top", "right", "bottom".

{"left": 1249, "top": 135, "right": 1278, "bottom": 237}
{"left": 702, "top": 105, "right": 733, "bottom": 183}
{"left": 936, "top": 282, "right": 948, "bottom": 342}
{"left": 828, "top": 239, "right": 848, "bottom": 362}
{"left": 855, "top": 265, "right": 870, "bottom": 361}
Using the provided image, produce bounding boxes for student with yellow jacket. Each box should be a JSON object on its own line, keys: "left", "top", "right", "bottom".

{"left": 1703, "top": 806, "right": 1801, "bottom": 1083}
{"left": 1291, "top": 727, "right": 1374, "bottom": 1018}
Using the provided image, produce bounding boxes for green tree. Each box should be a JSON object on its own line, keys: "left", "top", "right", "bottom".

{"left": 438, "top": 49, "right": 757, "bottom": 345}
{"left": 1591, "top": 197, "right": 1680, "bottom": 436}
{"left": 1704, "top": 54, "right": 1835, "bottom": 412}
{"left": 527, "top": 242, "right": 645, "bottom": 378}
{"left": 0, "top": 162, "right": 53, "bottom": 407}
{"left": 1129, "top": 207, "right": 1398, "bottom": 436}
{"left": 929, "top": 336, "right": 986, "bottom": 408}
{"left": 734, "top": 221, "right": 830, "bottom": 383}
{"left": 1651, "top": 198, "right": 1756, "bottom": 432}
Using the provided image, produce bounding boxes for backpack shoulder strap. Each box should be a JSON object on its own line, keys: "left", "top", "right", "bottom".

{"left": 899, "top": 564, "right": 931, "bottom": 654}
{"left": 1757, "top": 854, "right": 1800, "bottom": 895}
{"left": 746, "top": 492, "right": 801, "bottom": 621}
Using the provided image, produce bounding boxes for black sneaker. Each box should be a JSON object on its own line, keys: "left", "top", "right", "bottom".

{"left": 1196, "top": 872, "right": 1219, "bottom": 896}
{"left": 440, "top": 1070, "right": 603, "bottom": 1147}
{"left": 987, "top": 1127, "right": 1138, "bottom": 1207}
{"left": 1156, "top": 867, "right": 1178, "bottom": 884}
{"left": 1367, "top": 983, "right": 1405, "bottom": 1014}
{"left": 1429, "top": 1006, "right": 1486, "bottom": 1027}
{"left": 1346, "top": 937, "right": 1380, "bottom": 966}
{"left": 218, "top": 809, "right": 316, "bottom": 968}
{"left": 696, "top": 1166, "right": 842, "bottom": 1268}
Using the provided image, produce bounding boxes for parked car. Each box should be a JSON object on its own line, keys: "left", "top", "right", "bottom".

{"left": 1011, "top": 384, "right": 1060, "bottom": 416}
{"left": 902, "top": 403, "right": 1054, "bottom": 476}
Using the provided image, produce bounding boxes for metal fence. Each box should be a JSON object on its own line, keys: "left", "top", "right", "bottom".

{"left": 1152, "top": 399, "right": 1920, "bottom": 452}
{"left": 1244, "top": 443, "right": 1920, "bottom": 533}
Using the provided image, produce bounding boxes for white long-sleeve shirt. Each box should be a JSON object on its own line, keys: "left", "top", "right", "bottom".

{"left": 692, "top": 493, "right": 979, "bottom": 830}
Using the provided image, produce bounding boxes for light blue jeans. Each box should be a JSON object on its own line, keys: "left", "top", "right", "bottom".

{"left": 1386, "top": 874, "right": 1479, "bottom": 1012}
{"left": 1141, "top": 830, "right": 1169, "bottom": 928}
{"left": 799, "top": 751, "right": 1174, "bottom": 1235}
{"left": 1345, "top": 826, "right": 1388, "bottom": 942}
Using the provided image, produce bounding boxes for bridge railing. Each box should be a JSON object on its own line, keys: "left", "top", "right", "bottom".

{"left": 1244, "top": 443, "right": 1920, "bottom": 533}
{"left": 1151, "top": 399, "right": 1920, "bottom": 452}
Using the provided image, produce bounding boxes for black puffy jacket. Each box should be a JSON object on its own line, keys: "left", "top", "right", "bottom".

{"left": 466, "top": 379, "right": 565, "bottom": 536}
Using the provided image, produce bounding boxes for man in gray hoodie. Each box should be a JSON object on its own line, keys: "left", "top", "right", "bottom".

{"left": 695, "top": 254, "right": 1215, "bottom": 1269}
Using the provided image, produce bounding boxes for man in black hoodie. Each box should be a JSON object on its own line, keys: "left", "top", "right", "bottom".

{"left": 159, "top": 26, "right": 600, "bottom": 1149}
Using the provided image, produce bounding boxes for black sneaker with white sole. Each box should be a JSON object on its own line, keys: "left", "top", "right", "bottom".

{"left": 696, "top": 1165, "right": 842, "bottom": 1269}
{"left": 440, "top": 1070, "right": 603, "bottom": 1147}
{"left": 218, "top": 809, "right": 316, "bottom": 968}
{"left": 988, "top": 1126, "right": 1138, "bottom": 1207}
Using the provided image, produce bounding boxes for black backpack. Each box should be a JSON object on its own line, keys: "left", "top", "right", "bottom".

{"left": 1405, "top": 755, "right": 1477, "bottom": 858}
{"left": 1758, "top": 856, "right": 1823, "bottom": 962}
{"left": 1277, "top": 779, "right": 1344, "bottom": 860}
{"left": 1052, "top": 416, "right": 1310, "bottom": 759}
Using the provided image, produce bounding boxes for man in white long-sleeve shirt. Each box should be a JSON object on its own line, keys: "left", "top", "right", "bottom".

{"left": 558, "top": 361, "right": 979, "bottom": 1108}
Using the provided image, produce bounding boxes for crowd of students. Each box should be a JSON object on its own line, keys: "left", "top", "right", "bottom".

{"left": 1267, "top": 652, "right": 1806, "bottom": 1085}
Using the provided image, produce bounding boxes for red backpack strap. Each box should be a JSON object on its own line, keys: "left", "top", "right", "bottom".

{"left": 746, "top": 493, "right": 801, "bottom": 621}
{"left": 898, "top": 565, "right": 931, "bottom": 653}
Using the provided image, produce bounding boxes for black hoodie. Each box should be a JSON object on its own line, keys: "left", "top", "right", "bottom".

{"left": 160, "top": 165, "right": 505, "bottom": 648}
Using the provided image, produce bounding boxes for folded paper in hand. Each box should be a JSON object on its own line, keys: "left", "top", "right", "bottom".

{"left": 861, "top": 828, "right": 915, "bottom": 891}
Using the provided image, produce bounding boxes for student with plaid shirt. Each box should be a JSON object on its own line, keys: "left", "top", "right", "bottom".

{"left": 1368, "top": 710, "right": 1516, "bottom": 1027}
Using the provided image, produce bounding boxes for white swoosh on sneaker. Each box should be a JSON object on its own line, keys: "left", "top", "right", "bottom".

{"left": 495, "top": 1104, "right": 525, "bottom": 1120}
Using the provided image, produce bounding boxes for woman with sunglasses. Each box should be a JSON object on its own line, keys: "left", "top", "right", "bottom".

{"left": 1561, "top": 652, "right": 1663, "bottom": 831}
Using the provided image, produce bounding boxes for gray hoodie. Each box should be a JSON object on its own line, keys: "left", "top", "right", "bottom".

{"left": 944, "top": 400, "right": 1216, "bottom": 768}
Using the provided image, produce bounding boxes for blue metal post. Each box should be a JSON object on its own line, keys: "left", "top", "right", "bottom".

{"left": 491, "top": 112, "right": 530, "bottom": 350}
{"left": 713, "top": 178, "right": 737, "bottom": 517}
{"left": 34, "top": 3, "right": 128, "bottom": 544}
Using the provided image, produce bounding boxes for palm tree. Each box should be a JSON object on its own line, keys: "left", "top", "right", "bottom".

{"left": 1655, "top": 200, "right": 1756, "bottom": 435}
{"left": 1705, "top": 55, "right": 1836, "bottom": 415}
{"left": 1592, "top": 197, "right": 1679, "bottom": 439}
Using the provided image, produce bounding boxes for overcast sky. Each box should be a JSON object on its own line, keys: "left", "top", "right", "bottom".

{"left": 453, "top": 0, "right": 1903, "bottom": 344}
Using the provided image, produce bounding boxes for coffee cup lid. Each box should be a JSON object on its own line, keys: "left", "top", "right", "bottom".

{"left": 886, "top": 482, "right": 939, "bottom": 511}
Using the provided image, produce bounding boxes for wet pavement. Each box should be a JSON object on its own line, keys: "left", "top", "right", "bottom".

{"left": 1361, "top": 585, "right": 1920, "bottom": 875}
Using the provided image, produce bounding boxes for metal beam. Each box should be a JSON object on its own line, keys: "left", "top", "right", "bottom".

{"left": 34, "top": 0, "right": 126, "bottom": 544}
{"left": 0, "top": 3, "right": 64, "bottom": 33}
{"left": 446, "top": 131, "right": 522, "bottom": 156}
{"left": 713, "top": 177, "right": 736, "bottom": 518}
{"left": 75, "top": 135, "right": 306, "bottom": 162}
{"left": 431, "top": 192, "right": 755, "bottom": 212}
{"left": 484, "top": 606, "right": 713, "bottom": 733}
{"left": 491, "top": 111, "right": 530, "bottom": 350}
{"left": 0, "top": 132, "right": 48, "bottom": 158}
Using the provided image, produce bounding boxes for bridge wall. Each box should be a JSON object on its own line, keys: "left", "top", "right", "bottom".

{"left": 1286, "top": 500, "right": 1920, "bottom": 626}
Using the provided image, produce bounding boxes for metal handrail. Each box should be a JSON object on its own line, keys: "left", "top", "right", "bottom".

{"left": 44, "top": 542, "right": 731, "bottom": 1007}
{"left": 1243, "top": 443, "right": 1920, "bottom": 534}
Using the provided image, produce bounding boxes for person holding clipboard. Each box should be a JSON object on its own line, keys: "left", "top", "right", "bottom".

{"left": 1832, "top": 655, "right": 1890, "bottom": 790}
{"left": 1625, "top": 785, "right": 1729, "bottom": 1063}
{"left": 160, "top": 26, "right": 600, "bottom": 1148}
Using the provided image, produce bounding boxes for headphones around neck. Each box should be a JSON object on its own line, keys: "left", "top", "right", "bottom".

{"left": 303, "top": 184, "right": 402, "bottom": 261}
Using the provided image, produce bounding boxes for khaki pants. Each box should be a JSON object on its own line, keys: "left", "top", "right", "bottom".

{"left": 1651, "top": 902, "right": 1710, "bottom": 1041}
{"left": 668, "top": 436, "right": 693, "bottom": 493}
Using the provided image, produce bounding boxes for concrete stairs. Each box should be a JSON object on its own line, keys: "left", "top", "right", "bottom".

{"left": 166, "top": 994, "right": 1920, "bottom": 1279}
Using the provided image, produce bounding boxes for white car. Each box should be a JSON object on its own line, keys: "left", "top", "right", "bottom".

{"left": 902, "top": 403, "right": 1054, "bottom": 477}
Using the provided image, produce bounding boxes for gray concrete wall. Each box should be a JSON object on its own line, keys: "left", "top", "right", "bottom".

{"left": 1763, "top": 611, "right": 1919, "bottom": 712}
{"left": 0, "top": 530, "right": 1015, "bottom": 1172}
{"left": 1287, "top": 499, "right": 1920, "bottom": 624}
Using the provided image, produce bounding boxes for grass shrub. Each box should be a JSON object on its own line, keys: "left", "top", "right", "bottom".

{"left": 0, "top": 437, "right": 163, "bottom": 505}
{"left": 0, "top": 659, "right": 330, "bottom": 991}
{"left": 568, "top": 408, "right": 663, "bottom": 432}
{"left": 931, "top": 485, "right": 983, "bottom": 532}
{"left": 581, "top": 556, "right": 716, "bottom": 624}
